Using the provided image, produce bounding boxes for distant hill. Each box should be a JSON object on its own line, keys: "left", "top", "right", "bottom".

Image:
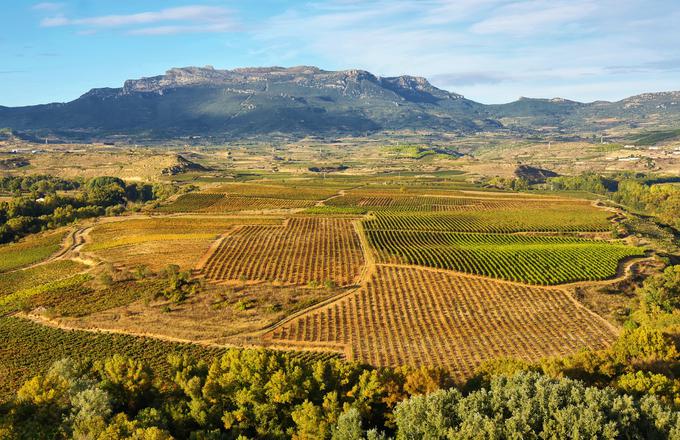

{"left": 1, "top": 66, "right": 680, "bottom": 141}
{"left": 488, "top": 92, "right": 680, "bottom": 132}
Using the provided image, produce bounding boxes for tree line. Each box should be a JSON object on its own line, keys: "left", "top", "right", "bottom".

{"left": 0, "top": 176, "right": 175, "bottom": 244}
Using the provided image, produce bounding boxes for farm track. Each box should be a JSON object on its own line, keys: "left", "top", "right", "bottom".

{"left": 14, "top": 312, "right": 345, "bottom": 359}
{"left": 315, "top": 185, "right": 365, "bottom": 207}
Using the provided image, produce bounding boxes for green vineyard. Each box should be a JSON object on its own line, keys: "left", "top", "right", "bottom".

{"left": 366, "top": 230, "right": 645, "bottom": 285}
{"left": 364, "top": 207, "right": 613, "bottom": 233}
{"left": 160, "top": 193, "right": 225, "bottom": 212}
{"left": 326, "top": 194, "right": 585, "bottom": 212}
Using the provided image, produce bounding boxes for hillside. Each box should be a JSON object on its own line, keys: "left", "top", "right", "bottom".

{"left": 1, "top": 66, "right": 680, "bottom": 141}
{"left": 0, "top": 66, "right": 494, "bottom": 140}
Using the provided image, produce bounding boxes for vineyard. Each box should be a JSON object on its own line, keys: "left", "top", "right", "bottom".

{"left": 0, "top": 229, "right": 66, "bottom": 272}
{"left": 0, "top": 260, "right": 86, "bottom": 297}
{"left": 160, "top": 193, "right": 225, "bottom": 212}
{"left": 86, "top": 217, "right": 283, "bottom": 271}
{"left": 363, "top": 207, "right": 613, "bottom": 233}
{"left": 265, "top": 265, "right": 618, "bottom": 379}
{"left": 162, "top": 193, "right": 317, "bottom": 212}
{"left": 366, "top": 230, "right": 644, "bottom": 284}
{"left": 206, "top": 182, "right": 346, "bottom": 200}
{"left": 326, "top": 193, "right": 588, "bottom": 212}
{"left": 200, "top": 218, "right": 365, "bottom": 286}
{"left": 201, "top": 196, "right": 316, "bottom": 212}
{"left": 0, "top": 316, "right": 342, "bottom": 399}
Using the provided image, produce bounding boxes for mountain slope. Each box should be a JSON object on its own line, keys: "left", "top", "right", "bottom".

{"left": 0, "top": 66, "right": 496, "bottom": 140}
{"left": 2, "top": 66, "right": 680, "bottom": 140}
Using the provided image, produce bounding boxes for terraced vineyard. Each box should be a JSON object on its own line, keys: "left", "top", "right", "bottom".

{"left": 200, "top": 218, "right": 365, "bottom": 286}
{"left": 367, "top": 230, "right": 644, "bottom": 284}
{"left": 266, "top": 265, "right": 618, "bottom": 379}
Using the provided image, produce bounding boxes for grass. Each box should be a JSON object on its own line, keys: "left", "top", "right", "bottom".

{"left": 0, "top": 229, "right": 66, "bottom": 273}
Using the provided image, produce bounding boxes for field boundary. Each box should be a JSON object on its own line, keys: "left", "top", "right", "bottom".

{"left": 13, "top": 312, "right": 345, "bottom": 358}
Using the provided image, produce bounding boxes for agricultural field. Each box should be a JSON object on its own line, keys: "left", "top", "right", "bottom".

{"left": 0, "top": 229, "right": 66, "bottom": 272}
{"left": 0, "top": 163, "right": 663, "bottom": 400}
{"left": 67, "top": 281, "right": 350, "bottom": 345}
{"left": 161, "top": 181, "right": 350, "bottom": 213}
{"left": 159, "top": 193, "right": 225, "bottom": 212}
{"left": 161, "top": 193, "right": 317, "bottom": 212}
{"left": 200, "top": 217, "right": 365, "bottom": 286}
{"left": 265, "top": 265, "right": 619, "bottom": 379}
{"left": 328, "top": 193, "right": 594, "bottom": 212}
{"left": 0, "top": 315, "right": 341, "bottom": 400}
{"left": 0, "top": 260, "right": 88, "bottom": 314}
{"left": 367, "top": 230, "right": 644, "bottom": 284}
{"left": 84, "top": 216, "right": 282, "bottom": 271}
{"left": 363, "top": 206, "right": 614, "bottom": 233}
{"left": 202, "top": 196, "right": 316, "bottom": 212}
{"left": 205, "top": 182, "right": 348, "bottom": 200}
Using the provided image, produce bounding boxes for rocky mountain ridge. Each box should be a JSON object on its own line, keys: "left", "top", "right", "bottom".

{"left": 1, "top": 66, "right": 680, "bottom": 141}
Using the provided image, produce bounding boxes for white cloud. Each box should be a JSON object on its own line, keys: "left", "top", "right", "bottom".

{"left": 32, "top": 2, "right": 63, "bottom": 11}
{"left": 40, "top": 5, "right": 238, "bottom": 35}
{"left": 251, "top": 0, "right": 680, "bottom": 102}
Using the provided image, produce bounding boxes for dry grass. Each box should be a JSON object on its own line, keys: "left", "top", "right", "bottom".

{"left": 57, "top": 282, "right": 344, "bottom": 344}
{"left": 265, "top": 265, "right": 618, "bottom": 379}
{"left": 86, "top": 216, "right": 282, "bottom": 271}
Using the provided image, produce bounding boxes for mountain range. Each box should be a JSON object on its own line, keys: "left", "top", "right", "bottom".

{"left": 1, "top": 66, "right": 680, "bottom": 141}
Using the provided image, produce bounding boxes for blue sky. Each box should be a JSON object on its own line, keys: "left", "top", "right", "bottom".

{"left": 2, "top": 0, "right": 680, "bottom": 106}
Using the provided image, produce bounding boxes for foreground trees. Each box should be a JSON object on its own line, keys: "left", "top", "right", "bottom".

{"left": 1, "top": 332, "right": 679, "bottom": 439}
{"left": 393, "top": 373, "right": 680, "bottom": 440}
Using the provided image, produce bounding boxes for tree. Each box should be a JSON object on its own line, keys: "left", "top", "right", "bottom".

{"left": 332, "top": 408, "right": 363, "bottom": 440}
{"left": 97, "top": 355, "right": 153, "bottom": 413}
{"left": 638, "top": 265, "right": 680, "bottom": 314}
{"left": 292, "top": 401, "right": 331, "bottom": 439}
{"left": 393, "top": 389, "right": 460, "bottom": 439}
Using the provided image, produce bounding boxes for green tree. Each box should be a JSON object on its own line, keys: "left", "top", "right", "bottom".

{"left": 332, "top": 408, "right": 363, "bottom": 440}
{"left": 97, "top": 355, "right": 153, "bottom": 413}
{"left": 639, "top": 265, "right": 680, "bottom": 314}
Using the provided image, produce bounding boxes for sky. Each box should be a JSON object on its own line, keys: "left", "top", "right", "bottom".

{"left": 1, "top": 0, "right": 680, "bottom": 106}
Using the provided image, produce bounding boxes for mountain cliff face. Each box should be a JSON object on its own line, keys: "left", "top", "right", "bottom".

{"left": 1, "top": 66, "right": 680, "bottom": 141}
{"left": 0, "top": 66, "right": 495, "bottom": 140}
